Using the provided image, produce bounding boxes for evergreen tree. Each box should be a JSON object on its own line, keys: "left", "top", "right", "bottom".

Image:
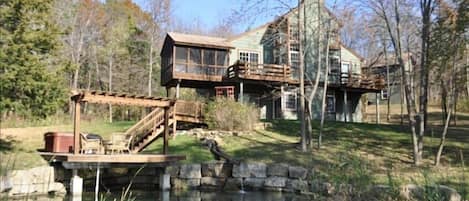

{"left": 0, "top": 0, "right": 65, "bottom": 118}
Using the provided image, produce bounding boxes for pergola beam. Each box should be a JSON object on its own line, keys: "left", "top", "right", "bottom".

{"left": 71, "top": 91, "right": 175, "bottom": 107}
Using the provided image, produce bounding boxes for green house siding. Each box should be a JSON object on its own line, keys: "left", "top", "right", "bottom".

{"left": 229, "top": 26, "right": 272, "bottom": 65}
{"left": 340, "top": 47, "right": 362, "bottom": 74}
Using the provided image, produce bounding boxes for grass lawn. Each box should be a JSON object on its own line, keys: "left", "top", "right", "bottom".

{"left": 1, "top": 116, "right": 468, "bottom": 198}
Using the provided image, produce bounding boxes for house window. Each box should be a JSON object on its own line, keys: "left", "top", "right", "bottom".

{"left": 239, "top": 51, "right": 259, "bottom": 64}
{"left": 285, "top": 92, "right": 297, "bottom": 110}
{"left": 216, "top": 51, "right": 228, "bottom": 66}
{"left": 175, "top": 47, "right": 188, "bottom": 72}
{"left": 326, "top": 93, "right": 335, "bottom": 113}
{"left": 203, "top": 49, "right": 216, "bottom": 65}
{"left": 381, "top": 89, "right": 389, "bottom": 100}
{"left": 215, "top": 86, "right": 235, "bottom": 99}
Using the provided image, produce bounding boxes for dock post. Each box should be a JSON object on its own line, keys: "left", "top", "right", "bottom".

{"left": 239, "top": 81, "right": 244, "bottom": 103}
{"left": 70, "top": 169, "right": 83, "bottom": 199}
{"left": 163, "top": 107, "right": 169, "bottom": 154}
{"left": 73, "top": 100, "right": 81, "bottom": 155}
{"left": 376, "top": 93, "right": 380, "bottom": 124}
{"left": 95, "top": 163, "right": 100, "bottom": 201}
{"left": 343, "top": 89, "right": 348, "bottom": 122}
{"left": 159, "top": 171, "right": 170, "bottom": 191}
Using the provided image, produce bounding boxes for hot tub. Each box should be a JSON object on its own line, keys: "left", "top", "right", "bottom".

{"left": 44, "top": 132, "right": 74, "bottom": 153}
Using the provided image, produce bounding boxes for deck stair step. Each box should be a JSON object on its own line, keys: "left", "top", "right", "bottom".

{"left": 122, "top": 107, "right": 175, "bottom": 153}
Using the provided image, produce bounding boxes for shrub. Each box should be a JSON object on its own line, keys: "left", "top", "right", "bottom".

{"left": 456, "top": 99, "right": 469, "bottom": 113}
{"left": 204, "top": 98, "right": 259, "bottom": 131}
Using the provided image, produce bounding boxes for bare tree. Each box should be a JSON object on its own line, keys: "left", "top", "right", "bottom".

{"left": 298, "top": 0, "right": 307, "bottom": 152}
{"left": 318, "top": 15, "right": 332, "bottom": 148}
{"left": 362, "top": 0, "right": 428, "bottom": 165}
{"left": 146, "top": 0, "right": 171, "bottom": 97}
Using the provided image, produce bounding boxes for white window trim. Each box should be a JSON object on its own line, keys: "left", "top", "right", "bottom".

{"left": 381, "top": 89, "right": 389, "bottom": 100}
{"left": 341, "top": 61, "right": 351, "bottom": 74}
{"left": 238, "top": 50, "right": 262, "bottom": 64}
{"left": 283, "top": 91, "right": 298, "bottom": 111}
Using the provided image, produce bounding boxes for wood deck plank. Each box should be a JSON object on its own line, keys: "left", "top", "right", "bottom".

{"left": 39, "top": 152, "right": 185, "bottom": 163}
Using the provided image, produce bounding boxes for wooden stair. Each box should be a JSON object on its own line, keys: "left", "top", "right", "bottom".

{"left": 124, "top": 107, "right": 175, "bottom": 153}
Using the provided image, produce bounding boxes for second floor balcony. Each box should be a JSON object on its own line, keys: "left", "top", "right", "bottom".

{"left": 328, "top": 71, "right": 386, "bottom": 90}
{"left": 226, "top": 61, "right": 294, "bottom": 84}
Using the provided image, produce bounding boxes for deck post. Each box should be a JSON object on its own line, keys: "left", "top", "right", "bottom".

{"left": 239, "top": 81, "right": 244, "bottom": 103}
{"left": 159, "top": 168, "right": 170, "bottom": 191}
{"left": 280, "top": 85, "right": 285, "bottom": 117}
{"left": 376, "top": 93, "right": 380, "bottom": 124}
{"left": 172, "top": 105, "right": 177, "bottom": 139}
{"left": 163, "top": 107, "right": 169, "bottom": 154}
{"left": 73, "top": 100, "right": 81, "bottom": 155}
{"left": 175, "top": 80, "right": 180, "bottom": 99}
{"left": 343, "top": 89, "right": 348, "bottom": 123}
{"left": 70, "top": 169, "right": 83, "bottom": 198}
{"left": 272, "top": 97, "right": 276, "bottom": 120}
{"left": 95, "top": 163, "right": 100, "bottom": 201}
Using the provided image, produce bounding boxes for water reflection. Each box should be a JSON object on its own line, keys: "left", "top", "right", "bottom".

{"left": 89, "top": 190, "right": 312, "bottom": 201}
{"left": 8, "top": 190, "right": 313, "bottom": 201}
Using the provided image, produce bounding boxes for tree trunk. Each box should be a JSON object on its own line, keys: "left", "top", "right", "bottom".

{"left": 148, "top": 34, "right": 154, "bottom": 97}
{"left": 435, "top": 98, "right": 452, "bottom": 166}
{"left": 298, "top": 0, "right": 307, "bottom": 152}
{"left": 384, "top": 0, "right": 421, "bottom": 165}
{"left": 435, "top": 56, "right": 457, "bottom": 166}
{"left": 384, "top": 40, "right": 391, "bottom": 122}
{"left": 94, "top": 45, "right": 103, "bottom": 91}
{"left": 108, "top": 53, "right": 113, "bottom": 123}
{"left": 441, "top": 80, "right": 448, "bottom": 126}
{"left": 318, "top": 18, "right": 331, "bottom": 149}
{"left": 400, "top": 67, "right": 404, "bottom": 125}
{"left": 84, "top": 67, "right": 92, "bottom": 113}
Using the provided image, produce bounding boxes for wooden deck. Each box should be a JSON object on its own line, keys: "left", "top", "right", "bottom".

{"left": 328, "top": 72, "right": 386, "bottom": 91}
{"left": 227, "top": 61, "right": 296, "bottom": 84}
{"left": 39, "top": 152, "right": 185, "bottom": 164}
{"left": 175, "top": 100, "right": 205, "bottom": 124}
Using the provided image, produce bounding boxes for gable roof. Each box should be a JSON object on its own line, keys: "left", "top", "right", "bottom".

{"left": 366, "top": 52, "right": 416, "bottom": 68}
{"left": 167, "top": 32, "right": 233, "bottom": 49}
{"left": 226, "top": 23, "right": 271, "bottom": 42}
{"left": 341, "top": 43, "right": 365, "bottom": 61}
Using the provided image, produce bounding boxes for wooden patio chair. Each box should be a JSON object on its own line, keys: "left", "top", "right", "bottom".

{"left": 105, "top": 133, "right": 133, "bottom": 154}
{"left": 79, "top": 133, "right": 104, "bottom": 154}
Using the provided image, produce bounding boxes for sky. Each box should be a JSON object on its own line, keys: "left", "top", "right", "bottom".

{"left": 133, "top": 0, "right": 297, "bottom": 33}
{"left": 133, "top": 0, "right": 338, "bottom": 34}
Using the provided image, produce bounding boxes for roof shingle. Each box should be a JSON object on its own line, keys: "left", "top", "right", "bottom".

{"left": 167, "top": 32, "right": 233, "bottom": 49}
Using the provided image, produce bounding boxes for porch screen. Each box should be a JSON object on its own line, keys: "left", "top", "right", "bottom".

{"left": 174, "top": 45, "right": 228, "bottom": 76}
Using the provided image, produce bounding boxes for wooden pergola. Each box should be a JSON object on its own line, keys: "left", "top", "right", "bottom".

{"left": 70, "top": 90, "right": 176, "bottom": 155}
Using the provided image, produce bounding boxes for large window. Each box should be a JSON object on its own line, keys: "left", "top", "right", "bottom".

{"left": 217, "top": 51, "right": 228, "bottom": 66}
{"left": 204, "top": 50, "right": 216, "bottom": 65}
{"left": 239, "top": 51, "right": 259, "bottom": 64}
{"left": 326, "top": 92, "right": 336, "bottom": 113}
{"left": 175, "top": 46, "right": 188, "bottom": 72}
{"left": 284, "top": 91, "right": 297, "bottom": 110}
{"left": 174, "top": 46, "right": 228, "bottom": 76}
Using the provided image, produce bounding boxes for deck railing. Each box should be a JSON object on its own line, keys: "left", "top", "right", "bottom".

{"left": 175, "top": 100, "right": 205, "bottom": 123}
{"left": 329, "top": 72, "right": 385, "bottom": 90}
{"left": 227, "top": 61, "right": 291, "bottom": 83}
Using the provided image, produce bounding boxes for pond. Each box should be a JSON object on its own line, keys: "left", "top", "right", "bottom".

{"left": 6, "top": 190, "right": 314, "bottom": 201}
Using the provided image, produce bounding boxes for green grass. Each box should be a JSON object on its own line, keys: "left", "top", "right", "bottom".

{"left": 1, "top": 118, "right": 468, "bottom": 199}
{"left": 0, "top": 120, "right": 135, "bottom": 170}
{"left": 143, "top": 135, "right": 213, "bottom": 163}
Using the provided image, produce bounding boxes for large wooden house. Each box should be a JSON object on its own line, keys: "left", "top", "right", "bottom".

{"left": 160, "top": 2, "right": 384, "bottom": 122}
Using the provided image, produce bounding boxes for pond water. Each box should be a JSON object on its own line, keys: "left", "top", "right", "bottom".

{"left": 6, "top": 190, "right": 314, "bottom": 201}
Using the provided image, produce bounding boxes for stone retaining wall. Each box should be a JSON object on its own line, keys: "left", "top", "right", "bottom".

{"left": 165, "top": 161, "right": 462, "bottom": 201}
{"left": 0, "top": 166, "right": 66, "bottom": 197}
{"left": 167, "top": 162, "right": 318, "bottom": 193}
{"left": 1, "top": 162, "right": 462, "bottom": 201}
